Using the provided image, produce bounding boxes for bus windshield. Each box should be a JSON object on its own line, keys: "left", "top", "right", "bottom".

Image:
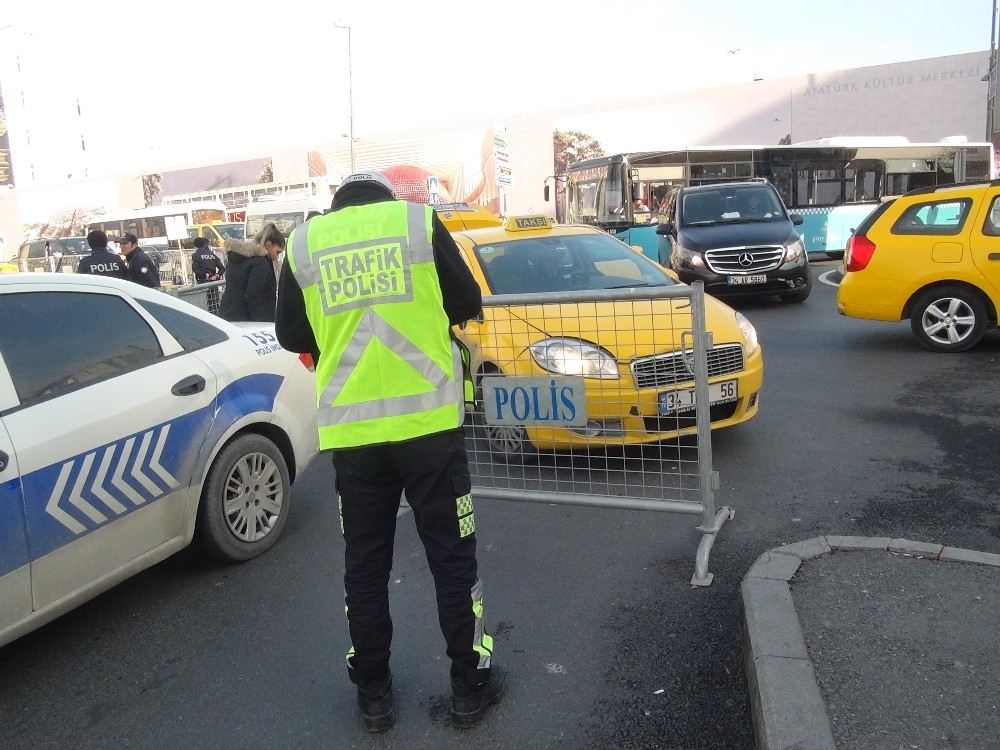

{"left": 566, "top": 161, "right": 627, "bottom": 226}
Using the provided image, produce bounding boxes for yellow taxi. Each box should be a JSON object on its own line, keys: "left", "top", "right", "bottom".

{"left": 837, "top": 181, "right": 1000, "bottom": 352}
{"left": 450, "top": 215, "right": 764, "bottom": 459}
{"left": 435, "top": 202, "right": 504, "bottom": 231}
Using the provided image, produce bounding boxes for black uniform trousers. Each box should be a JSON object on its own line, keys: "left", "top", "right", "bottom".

{"left": 331, "top": 427, "right": 490, "bottom": 691}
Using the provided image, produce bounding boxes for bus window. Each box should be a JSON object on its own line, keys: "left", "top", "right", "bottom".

{"left": 845, "top": 161, "right": 883, "bottom": 203}
{"left": 141, "top": 217, "right": 167, "bottom": 238}
{"left": 796, "top": 164, "right": 842, "bottom": 206}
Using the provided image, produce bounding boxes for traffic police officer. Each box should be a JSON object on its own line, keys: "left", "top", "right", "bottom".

{"left": 77, "top": 230, "right": 129, "bottom": 279}
{"left": 118, "top": 232, "right": 161, "bottom": 288}
{"left": 275, "top": 172, "right": 502, "bottom": 732}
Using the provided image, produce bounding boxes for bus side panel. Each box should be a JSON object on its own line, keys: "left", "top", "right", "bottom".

{"left": 610, "top": 226, "right": 660, "bottom": 261}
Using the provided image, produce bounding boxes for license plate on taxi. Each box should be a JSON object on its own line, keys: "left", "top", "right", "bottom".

{"left": 726, "top": 274, "right": 767, "bottom": 285}
{"left": 658, "top": 380, "right": 738, "bottom": 415}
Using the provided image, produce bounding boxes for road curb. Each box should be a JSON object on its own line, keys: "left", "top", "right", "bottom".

{"left": 740, "top": 536, "right": 1000, "bottom": 750}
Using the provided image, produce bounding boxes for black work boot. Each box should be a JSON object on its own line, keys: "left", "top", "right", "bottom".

{"left": 357, "top": 674, "right": 394, "bottom": 733}
{"left": 451, "top": 665, "right": 506, "bottom": 728}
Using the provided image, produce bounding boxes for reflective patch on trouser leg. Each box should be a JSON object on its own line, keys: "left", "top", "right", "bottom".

{"left": 470, "top": 579, "right": 493, "bottom": 669}
{"left": 338, "top": 494, "right": 344, "bottom": 535}
{"left": 456, "top": 493, "right": 475, "bottom": 538}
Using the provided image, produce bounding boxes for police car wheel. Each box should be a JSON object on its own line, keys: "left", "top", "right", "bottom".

{"left": 196, "top": 433, "right": 291, "bottom": 562}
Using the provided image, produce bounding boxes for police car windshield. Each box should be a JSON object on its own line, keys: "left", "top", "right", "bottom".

{"left": 476, "top": 233, "right": 674, "bottom": 294}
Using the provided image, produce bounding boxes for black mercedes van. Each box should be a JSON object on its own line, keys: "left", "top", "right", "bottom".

{"left": 656, "top": 180, "right": 811, "bottom": 303}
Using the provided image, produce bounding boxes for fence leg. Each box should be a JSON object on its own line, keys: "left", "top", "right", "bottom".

{"left": 691, "top": 507, "right": 735, "bottom": 587}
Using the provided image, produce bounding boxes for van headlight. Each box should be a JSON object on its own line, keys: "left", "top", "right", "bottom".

{"left": 735, "top": 312, "right": 759, "bottom": 357}
{"left": 529, "top": 338, "right": 620, "bottom": 379}
{"left": 672, "top": 243, "right": 705, "bottom": 268}
{"left": 782, "top": 239, "right": 805, "bottom": 264}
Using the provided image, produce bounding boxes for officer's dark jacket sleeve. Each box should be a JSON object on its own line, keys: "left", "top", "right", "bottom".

{"left": 275, "top": 255, "right": 318, "bottom": 356}
{"left": 431, "top": 213, "right": 482, "bottom": 325}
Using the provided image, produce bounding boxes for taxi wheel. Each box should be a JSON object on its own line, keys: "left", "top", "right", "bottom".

{"left": 196, "top": 433, "right": 291, "bottom": 562}
{"left": 473, "top": 371, "right": 537, "bottom": 465}
{"left": 910, "top": 286, "right": 986, "bottom": 353}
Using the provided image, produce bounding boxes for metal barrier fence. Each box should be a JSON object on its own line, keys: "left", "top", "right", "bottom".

{"left": 463, "top": 283, "right": 733, "bottom": 586}
{"left": 172, "top": 280, "right": 226, "bottom": 316}
{"left": 16, "top": 249, "right": 196, "bottom": 288}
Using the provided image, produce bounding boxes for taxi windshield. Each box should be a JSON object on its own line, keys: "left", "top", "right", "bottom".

{"left": 474, "top": 233, "right": 675, "bottom": 294}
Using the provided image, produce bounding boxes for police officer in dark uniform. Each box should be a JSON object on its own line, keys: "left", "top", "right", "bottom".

{"left": 77, "top": 230, "right": 129, "bottom": 279}
{"left": 191, "top": 237, "right": 226, "bottom": 283}
{"left": 118, "top": 232, "right": 161, "bottom": 288}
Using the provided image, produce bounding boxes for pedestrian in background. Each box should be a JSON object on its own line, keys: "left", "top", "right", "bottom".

{"left": 117, "top": 232, "right": 161, "bottom": 288}
{"left": 275, "top": 172, "right": 502, "bottom": 733}
{"left": 77, "top": 230, "right": 129, "bottom": 279}
{"left": 191, "top": 236, "right": 226, "bottom": 312}
{"left": 218, "top": 222, "right": 283, "bottom": 322}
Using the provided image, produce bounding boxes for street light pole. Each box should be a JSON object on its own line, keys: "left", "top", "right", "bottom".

{"left": 334, "top": 23, "right": 355, "bottom": 173}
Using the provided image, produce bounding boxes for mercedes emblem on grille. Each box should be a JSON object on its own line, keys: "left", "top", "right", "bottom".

{"left": 738, "top": 252, "right": 754, "bottom": 267}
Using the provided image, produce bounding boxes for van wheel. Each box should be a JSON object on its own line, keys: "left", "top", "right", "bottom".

{"left": 195, "top": 433, "right": 291, "bottom": 561}
{"left": 910, "top": 286, "right": 986, "bottom": 352}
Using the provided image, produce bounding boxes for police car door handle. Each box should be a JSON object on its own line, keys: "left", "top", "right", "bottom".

{"left": 171, "top": 375, "right": 207, "bottom": 396}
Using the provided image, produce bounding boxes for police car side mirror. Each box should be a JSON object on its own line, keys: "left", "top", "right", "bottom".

{"left": 655, "top": 221, "right": 674, "bottom": 236}
{"left": 789, "top": 213, "right": 804, "bottom": 226}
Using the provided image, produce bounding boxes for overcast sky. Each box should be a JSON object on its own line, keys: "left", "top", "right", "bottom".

{"left": 2, "top": 0, "right": 996, "bottom": 170}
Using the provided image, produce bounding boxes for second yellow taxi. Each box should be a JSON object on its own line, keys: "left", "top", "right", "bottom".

{"left": 449, "top": 215, "right": 764, "bottom": 460}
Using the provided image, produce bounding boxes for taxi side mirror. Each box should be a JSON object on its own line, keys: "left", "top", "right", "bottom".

{"left": 656, "top": 221, "right": 674, "bottom": 236}
{"left": 544, "top": 185, "right": 550, "bottom": 202}
{"left": 789, "top": 213, "right": 804, "bottom": 226}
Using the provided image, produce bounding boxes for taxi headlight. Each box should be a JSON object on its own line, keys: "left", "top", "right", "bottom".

{"left": 735, "top": 312, "right": 759, "bottom": 357}
{"left": 783, "top": 239, "right": 805, "bottom": 264}
{"left": 529, "top": 338, "right": 620, "bottom": 379}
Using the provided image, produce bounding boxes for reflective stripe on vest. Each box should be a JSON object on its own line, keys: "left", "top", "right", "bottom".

{"left": 288, "top": 201, "right": 463, "bottom": 449}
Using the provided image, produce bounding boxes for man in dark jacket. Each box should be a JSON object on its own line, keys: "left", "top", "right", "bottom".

{"left": 275, "top": 174, "right": 500, "bottom": 733}
{"left": 77, "top": 230, "right": 129, "bottom": 279}
{"left": 117, "top": 233, "right": 161, "bottom": 288}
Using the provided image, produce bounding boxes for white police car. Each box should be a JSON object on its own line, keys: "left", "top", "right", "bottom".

{"left": 0, "top": 274, "right": 318, "bottom": 647}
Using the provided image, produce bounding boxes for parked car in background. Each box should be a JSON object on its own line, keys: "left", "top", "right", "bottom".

{"left": 656, "top": 180, "right": 811, "bottom": 303}
{"left": 0, "top": 274, "right": 318, "bottom": 647}
{"left": 837, "top": 180, "right": 1000, "bottom": 352}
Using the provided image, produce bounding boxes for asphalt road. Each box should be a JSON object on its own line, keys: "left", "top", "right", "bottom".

{"left": 3, "top": 260, "right": 999, "bottom": 750}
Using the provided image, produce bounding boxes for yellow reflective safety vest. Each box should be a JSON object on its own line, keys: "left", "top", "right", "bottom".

{"left": 287, "top": 200, "right": 468, "bottom": 449}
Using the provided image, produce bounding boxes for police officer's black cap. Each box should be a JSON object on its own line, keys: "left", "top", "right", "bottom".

{"left": 87, "top": 229, "right": 108, "bottom": 249}
{"left": 118, "top": 232, "right": 139, "bottom": 245}
{"left": 193, "top": 237, "right": 209, "bottom": 249}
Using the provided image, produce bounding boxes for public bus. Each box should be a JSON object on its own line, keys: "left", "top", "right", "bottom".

{"left": 88, "top": 200, "right": 228, "bottom": 248}
{"left": 560, "top": 137, "right": 997, "bottom": 259}
{"left": 244, "top": 195, "right": 330, "bottom": 239}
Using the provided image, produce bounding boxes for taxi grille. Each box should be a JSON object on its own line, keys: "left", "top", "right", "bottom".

{"left": 705, "top": 246, "right": 784, "bottom": 274}
{"left": 631, "top": 344, "right": 745, "bottom": 389}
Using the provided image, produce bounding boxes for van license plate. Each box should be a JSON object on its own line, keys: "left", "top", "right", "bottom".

{"left": 727, "top": 275, "right": 767, "bottom": 285}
